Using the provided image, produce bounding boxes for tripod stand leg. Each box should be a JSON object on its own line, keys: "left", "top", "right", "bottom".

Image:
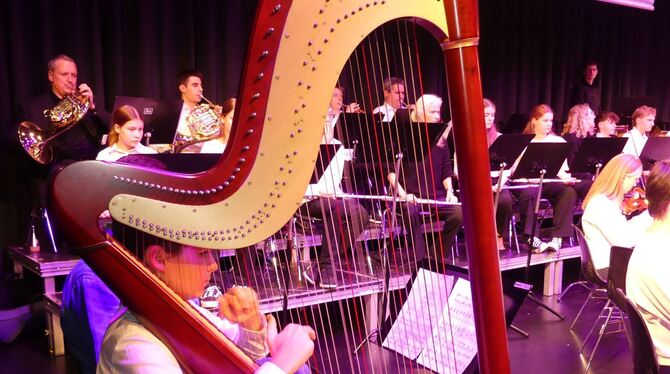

{"left": 528, "top": 291, "right": 565, "bottom": 320}
{"left": 509, "top": 324, "right": 529, "bottom": 338}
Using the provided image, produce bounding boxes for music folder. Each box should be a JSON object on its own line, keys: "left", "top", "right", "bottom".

{"left": 310, "top": 144, "right": 341, "bottom": 184}
{"left": 638, "top": 136, "right": 670, "bottom": 170}
{"left": 511, "top": 142, "right": 571, "bottom": 180}
{"left": 488, "top": 134, "right": 534, "bottom": 170}
{"left": 570, "top": 137, "right": 628, "bottom": 174}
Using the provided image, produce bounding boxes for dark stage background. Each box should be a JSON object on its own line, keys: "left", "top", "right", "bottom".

{"left": 1, "top": 0, "right": 669, "bottom": 250}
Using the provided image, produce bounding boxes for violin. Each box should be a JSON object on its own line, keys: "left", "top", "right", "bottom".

{"left": 622, "top": 186, "right": 648, "bottom": 216}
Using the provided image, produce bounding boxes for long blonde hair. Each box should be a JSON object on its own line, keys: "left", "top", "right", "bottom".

{"left": 561, "top": 104, "right": 595, "bottom": 138}
{"left": 108, "top": 105, "right": 142, "bottom": 146}
{"left": 483, "top": 98, "right": 499, "bottom": 146}
{"left": 582, "top": 153, "right": 642, "bottom": 209}
{"left": 219, "top": 97, "right": 236, "bottom": 144}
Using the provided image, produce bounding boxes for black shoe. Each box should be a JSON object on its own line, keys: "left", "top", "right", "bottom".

{"left": 318, "top": 268, "right": 338, "bottom": 290}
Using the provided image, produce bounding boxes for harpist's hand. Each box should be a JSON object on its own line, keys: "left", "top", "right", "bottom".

{"left": 267, "top": 318, "right": 316, "bottom": 374}
{"left": 219, "top": 286, "right": 264, "bottom": 331}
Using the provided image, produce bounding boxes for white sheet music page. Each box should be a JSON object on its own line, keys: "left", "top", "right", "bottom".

{"left": 416, "top": 277, "right": 478, "bottom": 374}
{"left": 381, "top": 268, "right": 453, "bottom": 359}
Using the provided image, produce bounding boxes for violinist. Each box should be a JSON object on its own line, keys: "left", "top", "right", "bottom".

{"left": 622, "top": 105, "right": 657, "bottom": 157}
{"left": 581, "top": 154, "right": 652, "bottom": 277}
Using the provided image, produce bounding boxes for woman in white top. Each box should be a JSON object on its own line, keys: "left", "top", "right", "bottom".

{"left": 513, "top": 104, "right": 577, "bottom": 252}
{"left": 96, "top": 105, "right": 156, "bottom": 162}
{"left": 200, "top": 97, "right": 236, "bottom": 154}
{"left": 582, "top": 153, "right": 652, "bottom": 276}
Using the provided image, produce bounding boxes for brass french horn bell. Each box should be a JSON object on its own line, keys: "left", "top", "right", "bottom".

{"left": 172, "top": 95, "right": 222, "bottom": 153}
{"left": 18, "top": 90, "right": 91, "bottom": 164}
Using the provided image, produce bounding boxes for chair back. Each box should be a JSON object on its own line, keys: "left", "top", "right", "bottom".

{"left": 607, "top": 246, "right": 634, "bottom": 311}
{"left": 618, "top": 289, "right": 660, "bottom": 374}
{"left": 573, "top": 224, "right": 607, "bottom": 289}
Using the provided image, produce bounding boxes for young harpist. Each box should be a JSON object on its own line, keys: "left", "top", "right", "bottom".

{"left": 97, "top": 221, "right": 315, "bottom": 373}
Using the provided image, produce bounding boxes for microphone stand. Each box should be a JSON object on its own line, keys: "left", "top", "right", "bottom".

{"left": 523, "top": 169, "right": 565, "bottom": 321}
{"left": 353, "top": 152, "right": 403, "bottom": 354}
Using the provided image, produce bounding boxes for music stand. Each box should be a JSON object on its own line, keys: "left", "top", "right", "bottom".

{"left": 638, "top": 137, "right": 670, "bottom": 171}
{"left": 389, "top": 122, "right": 448, "bottom": 163}
{"left": 570, "top": 137, "right": 628, "bottom": 177}
{"left": 391, "top": 108, "right": 412, "bottom": 123}
{"left": 310, "top": 144, "right": 342, "bottom": 184}
{"left": 512, "top": 142, "right": 571, "bottom": 321}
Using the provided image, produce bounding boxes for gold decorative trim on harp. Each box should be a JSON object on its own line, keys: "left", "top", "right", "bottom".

{"left": 47, "top": 0, "right": 509, "bottom": 373}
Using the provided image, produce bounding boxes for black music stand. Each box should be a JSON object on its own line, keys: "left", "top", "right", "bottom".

{"left": 570, "top": 137, "right": 627, "bottom": 177}
{"left": 511, "top": 142, "right": 572, "bottom": 322}
{"left": 638, "top": 137, "right": 670, "bottom": 171}
{"left": 310, "top": 144, "right": 342, "bottom": 184}
{"left": 488, "top": 134, "right": 534, "bottom": 218}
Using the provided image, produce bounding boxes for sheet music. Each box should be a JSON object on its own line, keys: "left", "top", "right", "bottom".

{"left": 416, "top": 278, "right": 478, "bottom": 374}
{"left": 382, "top": 269, "right": 454, "bottom": 359}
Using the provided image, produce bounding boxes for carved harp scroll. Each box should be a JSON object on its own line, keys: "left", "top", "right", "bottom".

{"left": 49, "top": 0, "right": 509, "bottom": 372}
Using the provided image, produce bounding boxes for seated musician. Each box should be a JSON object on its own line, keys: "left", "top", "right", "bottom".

{"left": 323, "top": 86, "right": 362, "bottom": 144}
{"left": 454, "top": 99, "right": 514, "bottom": 250}
{"left": 372, "top": 77, "right": 407, "bottom": 122}
{"left": 581, "top": 154, "right": 651, "bottom": 278}
{"left": 622, "top": 105, "right": 656, "bottom": 157}
{"left": 97, "top": 221, "right": 315, "bottom": 373}
{"left": 595, "top": 111, "right": 620, "bottom": 138}
{"left": 626, "top": 159, "right": 670, "bottom": 371}
{"left": 388, "top": 94, "right": 463, "bottom": 262}
{"left": 200, "top": 97, "right": 236, "bottom": 154}
{"left": 96, "top": 105, "right": 157, "bottom": 162}
{"left": 299, "top": 88, "right": 369, "bottom": 289}
{"left": 512, "top": 104, "right": 577, "bottom": 253}
{"left": 62, "top": 155, "right": 167, "bottom": 373}
{"left": 560, "top": 103, "right": 595, "bottom": 198}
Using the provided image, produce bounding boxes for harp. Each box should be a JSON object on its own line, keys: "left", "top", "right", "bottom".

{"left": 49, "top": 0, "right": 509, "bottom": 372}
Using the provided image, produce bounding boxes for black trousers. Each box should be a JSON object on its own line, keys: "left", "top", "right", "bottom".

{"left": 298, "top": 198, "right": 369, "bottom": 267}
{"left": 495, "top": 189, "right": 514, "bottom": 241}
{"left": 396, "top": 202, "right": 463, "bottom": 262}
{"left": 514, "top": 183, "right": 577, "bottom": 238}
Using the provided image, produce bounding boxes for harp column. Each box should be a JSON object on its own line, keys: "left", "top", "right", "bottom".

{"left": 442, "top": 1, "right": 511, "bottom": 373}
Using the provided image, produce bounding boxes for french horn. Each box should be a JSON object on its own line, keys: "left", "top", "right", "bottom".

{"left": 172, "top": 96, "right": 222, "bottom": 153}
{"left": 18, "top": 90, "right": 91, "bottom": 164}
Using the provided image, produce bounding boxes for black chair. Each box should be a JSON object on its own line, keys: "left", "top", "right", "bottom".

{"left": 580, "top": 246, "right": 633, "bottom": 372}
{"left": 608, "top": 246, "right": 634, "bottom": 317}
{"left": 618, "top": 289, "right": 661, "bottom": 374}
{"left": 569, "top": 225, "right": 608, "bottom": 330}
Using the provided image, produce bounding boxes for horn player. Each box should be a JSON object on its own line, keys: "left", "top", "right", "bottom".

{"left": 16, "top": 54, "right": 109, "bottom": 249}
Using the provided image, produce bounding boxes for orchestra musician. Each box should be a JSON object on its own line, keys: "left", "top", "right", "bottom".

{"left": 18, "top": 54, "right": 109, "bottom": 206}
{"left": 97, "top": 222, "right": 315, "bottom": 373}
{"left": 626, "top": 159, "right": 670, "bottom": 372}
{"left": 299, "top": 87, "right": 369, "bottom": 289}
{"left": 581, "top": 154, "right": 652, "bottom": 278}
{"left": 513, "top": 104, "right": 577, "bottom": 253}
{"left": 622, "top": 105, "right": 657, "bottom": 157}
{"left": 372, "top": 77, "right": 408, "bottom": 122}
{"left": 323, "top": 86, "right": 362, "bottom": 144}
{"left": 560, "top": 103, "right": 596, "bottom": 198}
{"left": 200, "top": 97, "right": 236, "bottom": 154}
{"left": 62, "top": 154, "right": 166, "bottom": 373}
{"left": 388, "top": 94, "right": 463, "bottom": 262}
{"left": 454, "top": 98, "right": 514, "bottom": 250}
{"left": 96, "top": 105, "right": 157, "bottom": 162}
{"left": 152, "top": 69, "right": 211, "bottom": 153}
{"left": 595, "top": 111, "right": 620, "bottom": 138}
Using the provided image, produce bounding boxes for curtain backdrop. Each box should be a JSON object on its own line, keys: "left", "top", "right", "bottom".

{"left": 1, "top": 0, "right": 668, "bottom": 248}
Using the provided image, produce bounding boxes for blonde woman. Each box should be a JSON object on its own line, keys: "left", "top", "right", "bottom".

{"left": 96, "top": 105, "right": 156, "bottom": 162}
{"left": 582, "top": 154, "right": 651, "bottom": 276}
{"left": 514, "top": 104, "right": 577, "bottom": 252}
